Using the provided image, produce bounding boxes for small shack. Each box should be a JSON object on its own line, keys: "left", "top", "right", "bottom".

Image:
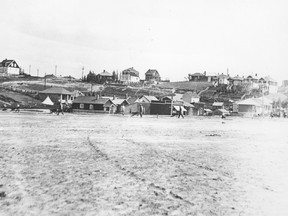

{"left": 72, "top": 96, "right": 116, "bottom": 113}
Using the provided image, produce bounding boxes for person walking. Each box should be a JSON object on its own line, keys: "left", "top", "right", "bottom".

{"left": 57, "top": 102, "right": 64, "bottom": 115}
{"left": 178, "top": 106, "right": 184, "bottom": 118}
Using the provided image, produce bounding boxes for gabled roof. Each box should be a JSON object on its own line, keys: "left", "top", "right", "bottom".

{"left": 0, "top": 59, "right": 19, "bottom": 68}
{"left": 73, "top": 96, "right": 114, "bottom": 105}
{"left": 145, "top": 69, "right": 159, "bottom": 76}
{"left": 140, "top": 95, "right": 159, "bottom": 102}
{"left": 112, "top": 99, "right": 129, "bottom": 105}
{"left": 39, "top": 87, "right": 72, "bottom": 95}
{"left": 127, "top": 96, "right": 139, "bottom": 104}
{"left": 122, "top": 67, "right": 139, "bottom": 77}
{"left": 218, "top": 74, "right": 229, "bottom": 79}
{"left": 98, "top": 70, "right": 112, "bottom": 77}
{"left": 237, "top": 98, "right": 262, "bottom": 106}
{"left": 190, "top": 72, "right": 204, "bottom": 76}
{"left": 212, "top": 102, "right": 224, "bottom": 106}
{"left": 230, "top": 75, "right": 244, "bottom": 81}
{"left": 73, "top": 96, "right": 96, "bottom": 103}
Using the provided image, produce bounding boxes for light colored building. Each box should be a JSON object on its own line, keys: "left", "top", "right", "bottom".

{"left": 182, "top": 91, "right": 200, "bottom": 103}
{"left": 120, "top": 67, "right": 140, "bottom": 83}
{"left": 0, "top": 59, "right": 20, "bottom": 76}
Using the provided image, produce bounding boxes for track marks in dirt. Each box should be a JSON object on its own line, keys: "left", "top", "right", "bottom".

{"left": 86, "top": 136, "right": 196, "bottom": 207}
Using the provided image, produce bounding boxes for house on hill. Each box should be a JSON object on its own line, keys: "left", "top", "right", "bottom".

{"left": 0, "top": 59, "right": 20, "bottom": 76}
{"left": 188, "top": 72, "right": 208, "bottom": 82}
{"left": 145, "top": 69, "right": 161, "bottom": 82}
{"left": 229, "top": 75, "right": 244, "bottom": 86}
{"left": 120, "top": 67, "right": 140, "bottom": 83}
{"left": 96, "top": 70, "right": 113, "bottom": 83}
{"left": 217, "top": 73, "right": 230, "bottom": 85}
{"left": 38, "top": 87, "right": 73, "bottom": 103}
{"left": 72, "top": 96, "right": 116, "bottom": 113}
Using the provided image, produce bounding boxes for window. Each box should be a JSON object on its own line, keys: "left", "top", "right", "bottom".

{"left": 80, "top": 104, "right": 84, "bottom": 109}
{"left": 89, "top": 104, "right": 94, "bottom": 110}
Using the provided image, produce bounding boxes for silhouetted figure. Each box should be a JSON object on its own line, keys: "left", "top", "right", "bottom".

{"left": 139, "top": 104, "right": 144, "bottom": 117}
{"left": 57, "top": 103, "right": 64, "bottom": 115}
{"left": 178, "top": 106, "right": 184, "bottom": 118}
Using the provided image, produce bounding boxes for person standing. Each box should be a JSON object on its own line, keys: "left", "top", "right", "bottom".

{"left": 121, "top": 104, "right": 125, "bottom": 115}
{"left": 139, "top": 104, "right": 144, "bottom": 117}
{"left": 178, "top": 106, "right": 184, "bottom": 118}
{"left": 57, "top": 102, "right": 64, "bottom": 115}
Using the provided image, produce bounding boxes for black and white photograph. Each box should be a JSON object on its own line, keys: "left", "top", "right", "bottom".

{"left": 1, "top": 0, "right": 288, "bottom": 215}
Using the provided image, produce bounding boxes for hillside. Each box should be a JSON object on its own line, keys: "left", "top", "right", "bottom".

{"left": 156, "top": 81, "right": 212, "bottom": 93}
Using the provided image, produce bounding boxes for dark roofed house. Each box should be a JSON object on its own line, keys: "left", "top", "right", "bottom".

{"left": 96, "top": 70, "right": 113, "bottom": 83}
{"left": 38, "top": 87, "right": 73, "bottom": 103}
{"left": 188, "top": 72, "right": 208, "bottom": 82}
{"left": 145, "top": 69, "right": 161, "bottom": 82}
{"left": 0, "top": 59, "right": 20, "bottom": 76}
{"left": 72, "top": 96, "right": 116, "bottom": 113}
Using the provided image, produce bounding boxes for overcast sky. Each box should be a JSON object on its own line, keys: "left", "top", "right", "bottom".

{"left": 1, "top": 0, "right": 287, "bottom": 82}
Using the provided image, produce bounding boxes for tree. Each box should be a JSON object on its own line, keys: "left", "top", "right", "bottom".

{"left": 112, "top": 70, "right": 118, "bottom": 82}
{"left": 86, "top": 70, "right": 97, "bottom": 83}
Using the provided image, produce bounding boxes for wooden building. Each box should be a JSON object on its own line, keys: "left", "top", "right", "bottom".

{"left": 72, "top": 96, "right": 116, "bottom": 113}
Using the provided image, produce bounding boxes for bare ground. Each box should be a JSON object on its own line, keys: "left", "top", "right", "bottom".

{"left": 0, "top": 112, "right": 288, "bottom": 215}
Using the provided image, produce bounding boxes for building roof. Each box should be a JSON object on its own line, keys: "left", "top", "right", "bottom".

{"left": 140, "top": 95, "right": 159, "bottom": 102}
{"left": 190, "top": 72, "right": 204, "bottom": 76}
{"left": 237, "top": 98, "right": 262, "bottom": 106}
{"left": 0, "top": 59, "right": 19, "bottom": 67}
{"left": 39, "top": 87, "right": 72, "bottom": 95}
{"left": 230, "top": 75, "right": 244, "bottom": 81}
{"left": 145, "top": 69, "right": 159, "bottom": 76}
{"left": 73, "top": 96, "right": 114, "bottom": 105}
{"left": 212, "top": 102, "right": 224, "bottom": 106}
{"left": 122, "top": 67, "right": 139, "bottom": 77}
{"left": 127, "top": 96, "right": 139, "bottom": 104}
{"left": 264, "top": 76, "right": 277, "bottom": 83}
{"left": 112, "top": 99, "right": 129, "bottom": 105}
{"left": 218, "top": 74, "right": 229, "bottom": 79}
{"left": 99, "top": 70, "right": 112, "bottom": 77}
{"left": 184, "top": 91, "right": 200, "bottom": 98}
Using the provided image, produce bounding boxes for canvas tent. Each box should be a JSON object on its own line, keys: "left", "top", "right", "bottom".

{"left": 42, "top": 96, "right": 54, "bottom": 106}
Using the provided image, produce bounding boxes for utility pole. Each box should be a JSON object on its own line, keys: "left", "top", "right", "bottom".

{"left": 44, "top": 73, "right": 46, "bottom": 90}
{"left": 55, "top": 65, "right": 57, "bottom": 77}
{"left": 82, "top": 66, "right": 84, "bottom": 81}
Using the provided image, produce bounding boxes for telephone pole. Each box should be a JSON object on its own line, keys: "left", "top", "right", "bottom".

{"left": 82, "top": 66, "right": 84, "bottom": 80}
{"left": 55, "top": 65, "right": 57, "bottom": 76}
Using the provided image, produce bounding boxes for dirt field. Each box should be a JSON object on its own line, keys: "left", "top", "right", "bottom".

{"left": 1, "top": 112, "right": 288, "bottom": 216}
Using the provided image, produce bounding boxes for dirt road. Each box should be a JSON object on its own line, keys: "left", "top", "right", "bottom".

{"left": 1, "top": 112, "right": 288, "bottom": 215}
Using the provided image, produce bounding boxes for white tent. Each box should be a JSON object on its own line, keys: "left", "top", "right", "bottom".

{"left": 42, "top": 96, "right": 54, "bottom": 106}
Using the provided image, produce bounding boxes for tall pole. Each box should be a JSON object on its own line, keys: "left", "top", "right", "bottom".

{"left": 170, "top": 95, "right": 174, "bottom": 116}
{"left": 55, "top": 65, "right": 57, "bottom": 77}
{"left": 44, "top": 73, "right": 46, "bottom": 89}
{"left": 82, "top": 66, "right": 84, "bottom": 80}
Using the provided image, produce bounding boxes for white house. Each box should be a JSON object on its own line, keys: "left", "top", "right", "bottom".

{"left": 0, "top": 59, "right": 20, "bottom": 76}
{"left": 120, "top": 67, "right": 140, "bottom": 83}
